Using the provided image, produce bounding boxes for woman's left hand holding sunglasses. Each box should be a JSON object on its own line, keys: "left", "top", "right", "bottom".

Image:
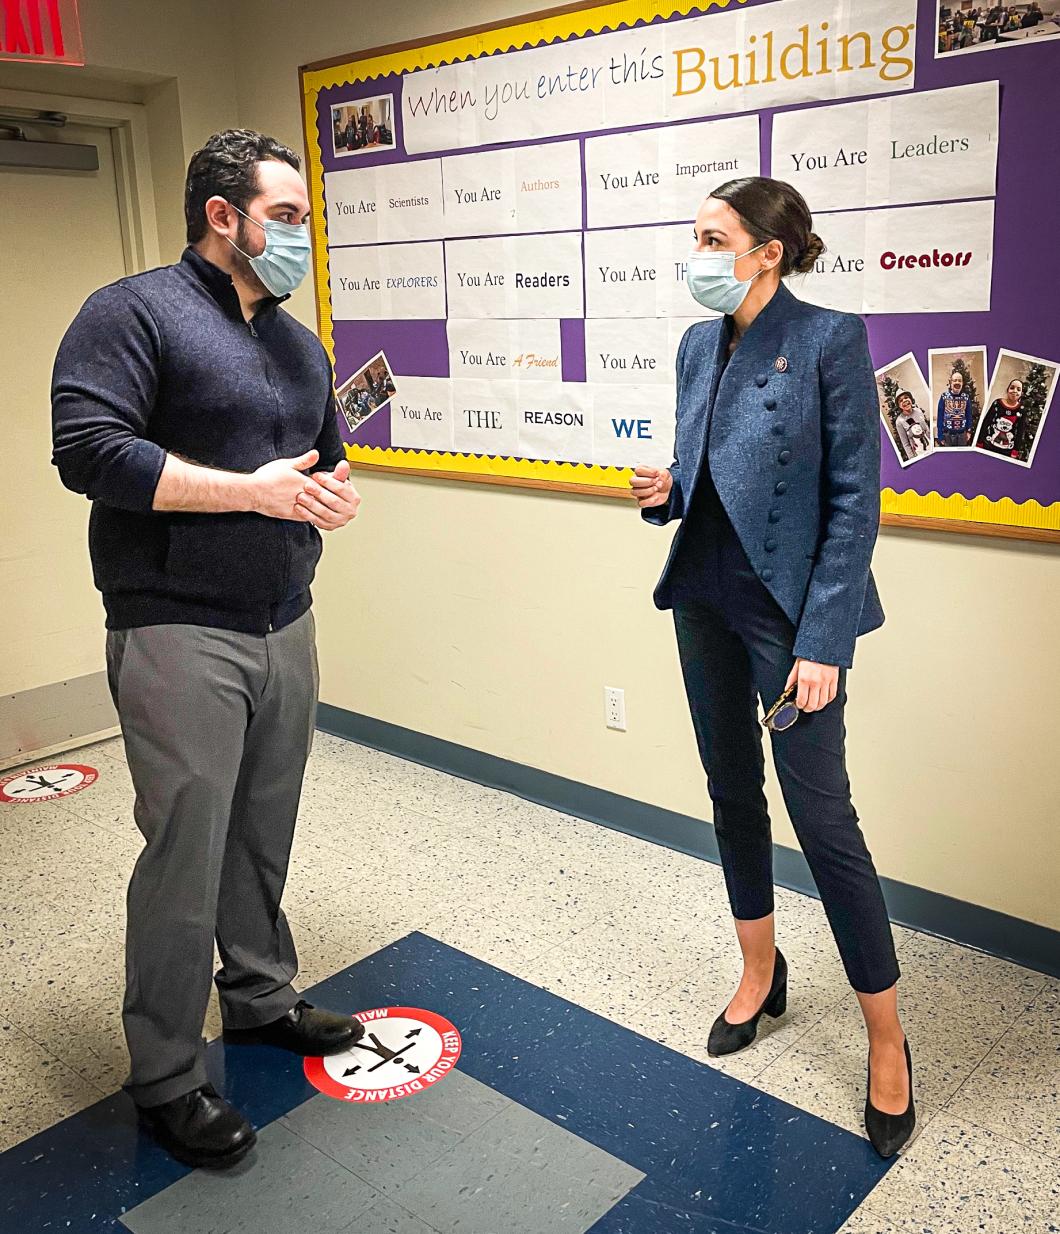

{"left": 785, "top": 657, "right": 839, "bottom": 714}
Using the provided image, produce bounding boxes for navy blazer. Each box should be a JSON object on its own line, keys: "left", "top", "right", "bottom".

{"left": 644, "top": 283, "right": 885, "bottom": 669}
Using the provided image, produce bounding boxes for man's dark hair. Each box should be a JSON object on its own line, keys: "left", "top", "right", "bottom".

{"left": 184, "top": 129, "right": 300, "bottom": 244}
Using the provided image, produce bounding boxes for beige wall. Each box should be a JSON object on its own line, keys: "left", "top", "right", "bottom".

{"left": 232, "top": 0, "right": 1060, "bottom": 932}
{"left": 0, "top": 1, "right": 242, "bottom": 757}
{"left": 0, "top": 1, "right": 240, "bottom": 260}
{"left": 5, "top": 0, "right": 1057, "bottom": 929}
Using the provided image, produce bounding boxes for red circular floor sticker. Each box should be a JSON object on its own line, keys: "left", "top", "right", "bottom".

{"left": 0, "top": 764, "right": 98, "bottom": 803}
{"left": 305, "top": 1007, "right": 462, "bottom": 1103}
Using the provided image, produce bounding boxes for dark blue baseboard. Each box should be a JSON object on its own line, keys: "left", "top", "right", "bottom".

{"left": 317, "top": 703, "right": 1060, "bottom": 980}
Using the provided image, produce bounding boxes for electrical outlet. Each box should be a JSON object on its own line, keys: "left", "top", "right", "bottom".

{"left": 605, "top": 686, "right": 626, "bottom": 731}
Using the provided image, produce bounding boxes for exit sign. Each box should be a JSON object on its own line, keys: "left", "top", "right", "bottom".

{"left": 1, "top": 0, "right": 84, "bottom": 65}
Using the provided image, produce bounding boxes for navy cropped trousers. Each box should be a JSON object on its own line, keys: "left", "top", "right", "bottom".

{"left": 672, "top": 522, "right": 900, "bottom": 996}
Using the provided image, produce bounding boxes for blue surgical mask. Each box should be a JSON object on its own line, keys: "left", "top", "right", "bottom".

{"left": 226, "top": 203, "right": 311, "bottom": 297}
{"left": 685, "top": 242, "right": 768, "bottom": 314}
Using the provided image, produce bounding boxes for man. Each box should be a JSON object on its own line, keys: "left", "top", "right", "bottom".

{"left": 51, "top": 130, "right": 364, "bottom": 1169}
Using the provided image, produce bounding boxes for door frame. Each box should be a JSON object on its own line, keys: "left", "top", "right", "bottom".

{"left": 0, "top": 88, "right": 159, "bottom": 764}
{"left": 0, "top": 88, "right": 160, "bottom": 274}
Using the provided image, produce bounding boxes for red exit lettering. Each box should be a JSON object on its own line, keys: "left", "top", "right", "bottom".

{"left": 1, "top": 0, "right": 84, "bottom": 65}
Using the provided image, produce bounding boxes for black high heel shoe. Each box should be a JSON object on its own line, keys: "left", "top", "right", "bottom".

{"left": 707, "top": 948, "right": 787, "bottom": 1057}
{"left": 865, "top": 1037, "right": 916, "bottom": 1158}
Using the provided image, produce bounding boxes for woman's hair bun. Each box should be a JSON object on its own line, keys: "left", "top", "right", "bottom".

{"left": 793, "top": 232, "right": 825, "bottom": 275}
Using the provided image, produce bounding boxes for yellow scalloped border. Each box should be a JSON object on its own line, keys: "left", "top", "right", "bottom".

{"left": 882, "top": 488, "right": 1060, "bottom": 531}
{"left": 342, "top": 443, "right": 631, "bottom": 489}
{"left": 300, "top": 0, "right": 744, "bottom": 493}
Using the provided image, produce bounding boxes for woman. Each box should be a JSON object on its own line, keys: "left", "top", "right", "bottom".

{"left": 976, "top": 378, "right": 1026, "bottom": 458}
{"left": 631, "top": 177, "right": 914, "bottom": 1158}
{"left": 894, "top": 389, "right": 931, "bottom": 460}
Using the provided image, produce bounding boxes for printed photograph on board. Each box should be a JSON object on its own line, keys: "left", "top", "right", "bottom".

{"left": 928, "top": 347, "right": 988, "bottom": 449}
{"left": 336, "top": 351, "right": 397, "bottom": 433}
{"left": 332, "top": 95, "right": 395, "bottom": 157}
{"left": 876, "top": 353, "right": 934, "bottom": 466}
{"left": 936, "top": 3, "right": 1060, "bottom": 56}
{"left": 974, "top": 349, "right": 1059, "bottom": 466}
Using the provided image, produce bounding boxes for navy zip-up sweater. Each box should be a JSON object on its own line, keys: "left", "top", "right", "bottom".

{"left": 51, "top": 247, "right": 344, "bottom": 633}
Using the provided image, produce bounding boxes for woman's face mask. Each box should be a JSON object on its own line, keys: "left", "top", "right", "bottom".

{"left": 225, "top": 202, "right": 312, "bottom": 298}
{"left": 685, "top": 242, "right": 768, "bottom": 314}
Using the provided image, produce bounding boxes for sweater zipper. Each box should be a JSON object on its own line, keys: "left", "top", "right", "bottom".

{"left": 246, "top": 310, "right": 292, "bottom": 609}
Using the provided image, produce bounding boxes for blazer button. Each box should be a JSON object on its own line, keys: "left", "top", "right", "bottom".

{"left": 772, "top": 423, "right": 785, "bottom": 436}
{"left": 764, "top": 397, "right": 777, "bottom": 410}
{"left": 774, "top": 480, "right": 788, "bottom": 495}
{"left": 761, "top": 567, "right": 775, "bottom": 582}
{"left": 755, "top": 373, "right": 768, "bottom": 388}
{"left": 768, "top": 508, "right": 781, "bottom": 523}
{"left": 764, "top": 538, "right": 778, "bottom": 552}
{"left": 778, "top": 449, "right": 792, "bottom": 465}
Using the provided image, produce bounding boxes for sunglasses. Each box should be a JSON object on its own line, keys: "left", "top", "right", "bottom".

{"left": 762, "top": 683, "right": 800, "bottom": 733}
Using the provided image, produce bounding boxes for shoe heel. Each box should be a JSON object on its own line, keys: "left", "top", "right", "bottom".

{"left": 764, "top": 980, "right": 787, "bottom": 1019}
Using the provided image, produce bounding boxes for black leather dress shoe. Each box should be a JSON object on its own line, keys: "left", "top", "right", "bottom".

{"left": 137, "top": 1084, "right": 255, "bottom": 1168}
{"left": 223, "top": 999, "right": 364, "bottom": 1056}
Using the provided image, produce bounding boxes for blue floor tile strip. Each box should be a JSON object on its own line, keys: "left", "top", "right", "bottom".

{"left": 0, "top": 932, "right": 891, "bottom": 1232}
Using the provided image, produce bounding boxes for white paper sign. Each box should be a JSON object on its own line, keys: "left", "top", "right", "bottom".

{"left": 785, "top": 210, "right": 869, "bottom": 312}
{"left": 585, "top": 115, "right": 760, "bottom": 228}
{"left": 445, "top": 233, "right": 584, "bottom": 318}
{"left": 441, "top": 141, "right": 582, "bottom": 237}
{"left": 584, "top": 318, "right": 697, "bottom": 384}
{"left": 447, "top": 319, "right": 562, "bottom": 381}
{"left": 402, "top": 0, "right": 917, "bottom": 155}
{"left": 324, "top": 166, "right": 381, "bottom": 247}
{"left": 517, "top": 383, "right": 593, "bottom": 462}
{"left": 452, "top": 379, "right": 520, "bottom": 455}
{"left": 324, "top": 161, "right": 445, "bottom": 245}
{"left": 584, "top": 225, "right": 719, "bottom": 319}
{"left": 330, "top": 243, "right": 446, "bottom": 320}
{"left": 789, "top": 199, "right": 994, "bottom": 314}
{"left": 591, "top": 384, "right": 676, "bottom": 469}
{"left": 772, "top": 81, "right": 998, "bottom": 211}
{"left": 862, "top": 199, "right": 994, "bottom": 313}
{"left": 389, "top": 377, "right": 455, "bottom": 451}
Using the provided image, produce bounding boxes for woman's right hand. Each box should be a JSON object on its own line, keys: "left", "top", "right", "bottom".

{"left": 630, "top": 465, "right": 673, "bottom": 509}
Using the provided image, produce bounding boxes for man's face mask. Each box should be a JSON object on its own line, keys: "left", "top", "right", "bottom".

{"left": 225, "top": 203, "right": 311, "bottom": 297}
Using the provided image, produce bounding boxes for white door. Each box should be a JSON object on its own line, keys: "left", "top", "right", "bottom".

{"left": 0, "top": 103, "right": 138, "bottom": 742}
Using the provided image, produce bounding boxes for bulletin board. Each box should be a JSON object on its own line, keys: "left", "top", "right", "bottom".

{"left": 300, "top": 0, "right": 1060, "bottom": 541}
